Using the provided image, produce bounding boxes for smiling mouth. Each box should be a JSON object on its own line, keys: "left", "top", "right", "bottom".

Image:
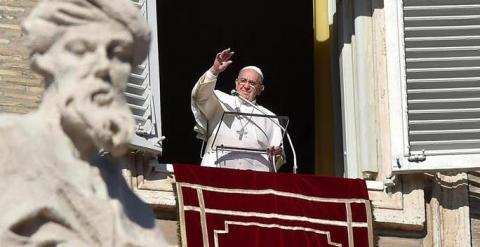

{"left": 241, "top": 88, "right": 255, "bottom": 94}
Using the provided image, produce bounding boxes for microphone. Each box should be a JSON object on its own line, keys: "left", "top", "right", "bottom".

{"left": 231, "top": 89, "right": 298, "bottom": 174}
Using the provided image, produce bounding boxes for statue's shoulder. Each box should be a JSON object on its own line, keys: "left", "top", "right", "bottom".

{"left": 0, "top": 111, "right": 39, "bottom": 127}
{"left": 0, "top": 113, "right": 28, "bottom": 136}
{"left": 0, "top": 112, "right": 44, "bottom": 142}
{"left": 0, "top": 113, "right": 23, "bottom": 126}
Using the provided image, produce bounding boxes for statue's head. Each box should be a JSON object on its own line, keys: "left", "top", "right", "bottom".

{"left": 22, "top": 0, "right": 151, "bottom": 157}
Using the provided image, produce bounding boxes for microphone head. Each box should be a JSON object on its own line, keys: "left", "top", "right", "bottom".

{"left": 230, "top": 89, "right": 238, "bottom": 96}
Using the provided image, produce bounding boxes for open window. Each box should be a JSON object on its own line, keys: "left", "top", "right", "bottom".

{"left": 126, "top": 0, "right": 163, "bottom": 155}
{"left": 386, "top": 0, "right": 480, "bottom": 173}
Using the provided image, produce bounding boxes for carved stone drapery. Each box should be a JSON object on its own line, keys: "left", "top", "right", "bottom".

{"left": 0, "top": 0, "right": 168, "bottom": 245}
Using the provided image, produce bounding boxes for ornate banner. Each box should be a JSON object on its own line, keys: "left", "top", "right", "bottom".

{"left": 174, "top": 164, "right": 373, "bottom": 247}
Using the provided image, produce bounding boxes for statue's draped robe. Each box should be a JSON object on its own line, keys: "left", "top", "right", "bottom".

{"left": 0, "top": 112, "right": 166, "bottom": 246}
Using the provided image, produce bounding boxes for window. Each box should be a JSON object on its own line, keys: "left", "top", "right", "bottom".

{"left": 126, "top": 0, "right": 163, "bottom": 154}
{"left": 386, "top": 0, "right": 480, "bottom": 172}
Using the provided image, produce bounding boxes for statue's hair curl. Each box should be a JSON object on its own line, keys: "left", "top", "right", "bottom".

{"left": 22, "top": 0, "right": 150, "bottom": 66}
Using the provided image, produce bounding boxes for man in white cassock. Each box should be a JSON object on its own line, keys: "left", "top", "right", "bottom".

{"left": 191, "top": 48, "right": 286, "bottom": 172}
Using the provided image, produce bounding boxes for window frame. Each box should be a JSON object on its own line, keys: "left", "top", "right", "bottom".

{"left": 385, "top": 0, "right": 480, "bottom": 173}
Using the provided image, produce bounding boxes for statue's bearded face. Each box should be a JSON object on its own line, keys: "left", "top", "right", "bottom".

{"left": 38, "top": 21, "right": 137, "bottom": 156}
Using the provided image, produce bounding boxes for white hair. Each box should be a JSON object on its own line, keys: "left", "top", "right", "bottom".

{"left": 239, "top": 66, "right": 264, "bottom": 81}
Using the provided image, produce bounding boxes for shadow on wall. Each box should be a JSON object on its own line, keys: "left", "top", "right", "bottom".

{"left": 468, "top": 172, "right": 480, "bottom": 218}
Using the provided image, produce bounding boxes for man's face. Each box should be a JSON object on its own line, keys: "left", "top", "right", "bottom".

{"left": 235, "top": 69, "right": 264, "bottom": 102}
{"left": 39, "top": 21, "right": 136, "bottom": 156}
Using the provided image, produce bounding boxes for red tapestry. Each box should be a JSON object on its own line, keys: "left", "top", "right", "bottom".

{"left": 174, "top": 164, "right": 373, "bottom": 247}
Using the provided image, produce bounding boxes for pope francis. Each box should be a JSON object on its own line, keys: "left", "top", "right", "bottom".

{"left": 191, "top": 48, "right": 286, "bottom": 172}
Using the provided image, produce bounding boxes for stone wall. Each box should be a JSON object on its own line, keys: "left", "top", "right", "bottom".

{"left": 0, "top": 0, "right": 43, "bottom": 114}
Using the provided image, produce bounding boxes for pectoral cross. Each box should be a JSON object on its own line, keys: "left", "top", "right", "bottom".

{"left": 237, "top": 128, "right": 248, "bottom": 140}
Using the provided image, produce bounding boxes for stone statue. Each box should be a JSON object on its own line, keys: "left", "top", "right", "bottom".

{"left": 0, "top": 0, "right": 168, "bottom": 245}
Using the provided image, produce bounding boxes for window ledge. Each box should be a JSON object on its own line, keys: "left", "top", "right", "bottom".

{"left": 369, "top": 174, "right": 426, "bottom": 231}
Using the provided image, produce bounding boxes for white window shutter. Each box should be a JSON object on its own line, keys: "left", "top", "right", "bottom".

{"left": 404, "top": 0, "right": 480, "bottom": 156}
{"left": 385, "top": 0, "right": 480, "bottom": 172}
{"left": 126, "top": 0, "right": 163, "bottom": 154}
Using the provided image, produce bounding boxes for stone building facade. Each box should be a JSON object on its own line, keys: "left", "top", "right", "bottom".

{"left": 0, "top": 1, "right": 43, "bottom": 114}
{"left": 2, "top": 0, "right": 480, "bottom": 246}
{"left": 332, "top": 0, "right": 480, "bottom": 246}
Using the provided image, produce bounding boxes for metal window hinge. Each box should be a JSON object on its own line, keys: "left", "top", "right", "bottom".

{"left": 136, "top": 119, "right": 153, "bottom": 136}
{"left": 384, "top": 175, "right": 396, "bottom": 188}
{"left": 408, "top": 149, "right": 426, "bottom": 162}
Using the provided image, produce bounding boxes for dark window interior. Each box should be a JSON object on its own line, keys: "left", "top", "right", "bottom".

{"left": 157, "top": 0, "right": 314, "bottom": 173}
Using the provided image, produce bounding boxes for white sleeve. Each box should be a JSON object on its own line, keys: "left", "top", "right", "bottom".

{"left": 205, "top": 70, "right": 217, "bottom": 80}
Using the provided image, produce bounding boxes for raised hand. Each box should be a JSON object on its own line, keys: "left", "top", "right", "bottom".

{"left": 210, "top": 48, "right": 234, "bottom": 76}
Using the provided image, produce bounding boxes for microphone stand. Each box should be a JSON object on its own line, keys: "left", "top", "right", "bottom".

{"left": 231, "top": 90, "right": 298, "bottom": 174}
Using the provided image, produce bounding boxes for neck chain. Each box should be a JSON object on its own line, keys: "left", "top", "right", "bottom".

{"left": 235, "top": 99, "right": 255, "bottom": 140}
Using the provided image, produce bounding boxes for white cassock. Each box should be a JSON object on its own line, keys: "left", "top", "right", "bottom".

{"left": 191, "top": 71, "right": 285, "bottom": 172}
